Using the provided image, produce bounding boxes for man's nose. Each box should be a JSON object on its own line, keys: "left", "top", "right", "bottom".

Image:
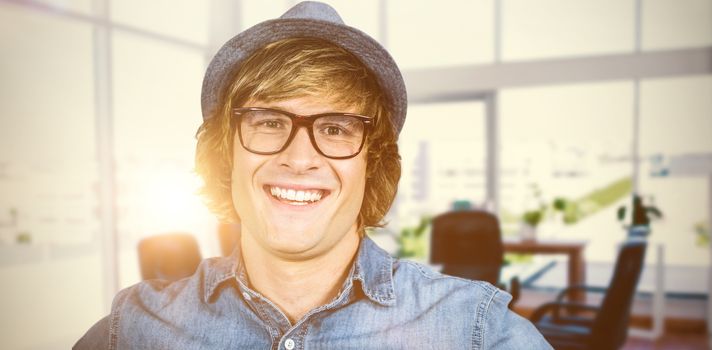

{"left": 276, "top": 127, "right": 322, "bottom": 172}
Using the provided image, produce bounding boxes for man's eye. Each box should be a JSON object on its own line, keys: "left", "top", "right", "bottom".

{"left": 258, "top": 120, "right": 285, "bottom": 129}
{"left": 325, "top": 126, "right": 343, "bottom": 135}
{"left": 319, "top": 124, "right": 352, "bottom": 136}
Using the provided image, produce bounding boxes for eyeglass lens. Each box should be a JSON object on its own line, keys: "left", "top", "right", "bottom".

{"left": 239, "top": 109, "right": 366, "bottom": 158}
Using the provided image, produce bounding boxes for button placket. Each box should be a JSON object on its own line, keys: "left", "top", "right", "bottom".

{"left": 237, "top": 276, "right": 291, "bottom": 334}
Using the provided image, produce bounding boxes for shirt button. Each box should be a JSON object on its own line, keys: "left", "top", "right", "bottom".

{"left": 284, "top": 338, "right": 295, "bottom": 350}
{"left": 242, "top": 292, "right": 251, "bottom": 301}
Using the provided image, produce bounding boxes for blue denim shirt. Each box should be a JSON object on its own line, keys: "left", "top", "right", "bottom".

{"left": 75, "top": 237, "right": 551, "bottom": 349}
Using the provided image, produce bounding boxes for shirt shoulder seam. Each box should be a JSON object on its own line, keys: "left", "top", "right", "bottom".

{"left": 108, "top": 287, "right": 132, "bottom": 350}
{"left": 472, "top": 283, "right": 499, "bottom": 350}
{"left": 399, "top": 260, "right": 483, "bottom": 285}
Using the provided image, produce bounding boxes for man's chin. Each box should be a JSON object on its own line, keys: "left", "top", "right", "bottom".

{"left": 263, "top": 227, "right": 323, "bottom": 254}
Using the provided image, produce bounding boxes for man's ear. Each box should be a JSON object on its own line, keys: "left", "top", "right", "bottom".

{"left": 231, "top": 185, "right": 240, "bottom": 223}
{"left": 232, "top": 209, "right": 241, "bottom": 223}
{"left": 228, "top": 179, "right": 241, "bottom": 224}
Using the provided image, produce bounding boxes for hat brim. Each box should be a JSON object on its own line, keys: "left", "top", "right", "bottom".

{"left": 201, "top": 18, "right": 407, "bottom": 134}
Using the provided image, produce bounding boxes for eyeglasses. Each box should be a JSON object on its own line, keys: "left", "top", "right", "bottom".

{"left": 233, "top": 107, "right": 373, "bottom": 159}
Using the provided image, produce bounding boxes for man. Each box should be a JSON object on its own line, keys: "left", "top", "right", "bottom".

{"left": 76, "top": 2, "right": 552, "bottom": 349}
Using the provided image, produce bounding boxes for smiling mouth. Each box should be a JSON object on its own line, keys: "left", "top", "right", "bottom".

{"left": 267, "top": 185, "right": 329, "bottom": 206}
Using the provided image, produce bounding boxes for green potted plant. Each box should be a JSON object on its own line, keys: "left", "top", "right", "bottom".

{"left": 397, "top": 216, "right": 431, "bottom": 259}
{"left": 520, "top": 183, "right": 546, "bottom": 241}
{"left": 520, "top": 209, "right": 543, "bottom": 241}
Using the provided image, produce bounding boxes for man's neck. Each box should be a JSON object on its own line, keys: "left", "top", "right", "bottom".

{"left": 240, "top": 232, "right": 360, "bottom": 324}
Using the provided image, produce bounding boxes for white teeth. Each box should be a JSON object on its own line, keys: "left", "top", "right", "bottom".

{"left": 269, "top": 186, "right": 324, "bottom": 203}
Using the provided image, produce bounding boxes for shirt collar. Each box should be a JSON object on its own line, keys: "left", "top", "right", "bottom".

{"left": 203, "top": 246, "right": 242, "bottom": 303}
{"left": 203, "top": 236, "right": 396, "bottom": 306}
{"left": 351, "top": 236, "right": 396, "bottom": 306}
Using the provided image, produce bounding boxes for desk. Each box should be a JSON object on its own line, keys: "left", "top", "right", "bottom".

{"left": 503, "top": 239, "right": 587, "bottom": 303}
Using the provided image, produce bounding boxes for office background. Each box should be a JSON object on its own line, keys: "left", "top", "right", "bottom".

{"left": 0, "top": 0, "right": 711, "bottom": 348}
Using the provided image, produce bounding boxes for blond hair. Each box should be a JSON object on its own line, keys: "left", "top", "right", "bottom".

{"left": 195, "top": 37, "right": 401, "bottom": 233}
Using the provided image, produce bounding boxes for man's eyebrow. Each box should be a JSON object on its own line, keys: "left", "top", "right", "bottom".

{"left": 249, "top": 105, "right": 287, "bottom": 113}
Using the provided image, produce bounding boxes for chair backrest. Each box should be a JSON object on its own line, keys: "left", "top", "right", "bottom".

{"left": 430, "top": 210, "right": 503, "bottom": 284}
{"left": 137, "top": 233, "right": 202, "bottom": 281}
{"left": 590, "top": 240, "right": 647, "bottom": 349}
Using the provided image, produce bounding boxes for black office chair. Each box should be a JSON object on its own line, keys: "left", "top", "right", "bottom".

{"left": 431, "top": 210, "right": 520, "bottom": 305}
{"left": 137, "top": 233, "right": 203, "bottom": 281}
{"left": 531, "top": 240, "right": 647, "bottom": 350}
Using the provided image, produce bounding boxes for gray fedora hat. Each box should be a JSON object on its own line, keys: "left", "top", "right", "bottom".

{"left": 201, "top": 1, "right": 407, "bottom": 135}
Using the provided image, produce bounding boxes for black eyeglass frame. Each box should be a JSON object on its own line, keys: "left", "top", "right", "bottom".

{"left": 233, "top": 107, "right": 374, "bottom": 160}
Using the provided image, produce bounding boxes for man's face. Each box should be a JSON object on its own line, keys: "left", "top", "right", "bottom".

{"left": 231, "top": 96, "right": 368, "bottom": 259}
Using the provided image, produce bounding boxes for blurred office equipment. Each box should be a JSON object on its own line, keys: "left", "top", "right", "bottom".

{"left": 503, "top": 239, "right": 587, "bottom": 303}
{"left": 431, "top": 210, "right": 520, "bottom": 305}
{"left": 531, "top": 239, "right": 647, "bottom": 350}
{"left": 137, "top": 233, "right": 202, "bottom": 281}
{"left": 621, "top": 204, "right": 665, "bottom": 341}
{"left": 650, "top": 152, "right": 712, "bottom": 339}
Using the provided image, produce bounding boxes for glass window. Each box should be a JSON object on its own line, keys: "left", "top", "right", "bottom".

{"left": 393, "top": 101, "right": 487, "bottom": 227}
{"left": 639, "top": 75, "right": 712, "bottom": 271}
{"left": 112, "top": 31, "right": 217, "bottom": 288}
{"left": 240, "top": 0, "right": 380, "bottom": 41}
{"left": 499, "top": 81, "right": 634, "bottom": 263}
{"left": 0, "top": 4, "right": 95, "bottom": 173}
{"left": 642, "top": 0, "right": 712, "bottom": 50}
{"left": 240, "top": 0, "right": 291, "bottom": 30}
{"left": 387, "top": 0, "right": 494, "bottom": 69}
{"left": 111, "top": 0, "right": 209, "bottom": 45}
{"left": 32, "top": 0, "right": 92, "bottom": 15}
{"left": 0, "top": 4, "right": 103, "bottom": 349}
{"left": 319, "top": 0, "right": 381, "bottom": 41}
{"left": 502, "top": 0, "right": 635, "bottom": 61}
